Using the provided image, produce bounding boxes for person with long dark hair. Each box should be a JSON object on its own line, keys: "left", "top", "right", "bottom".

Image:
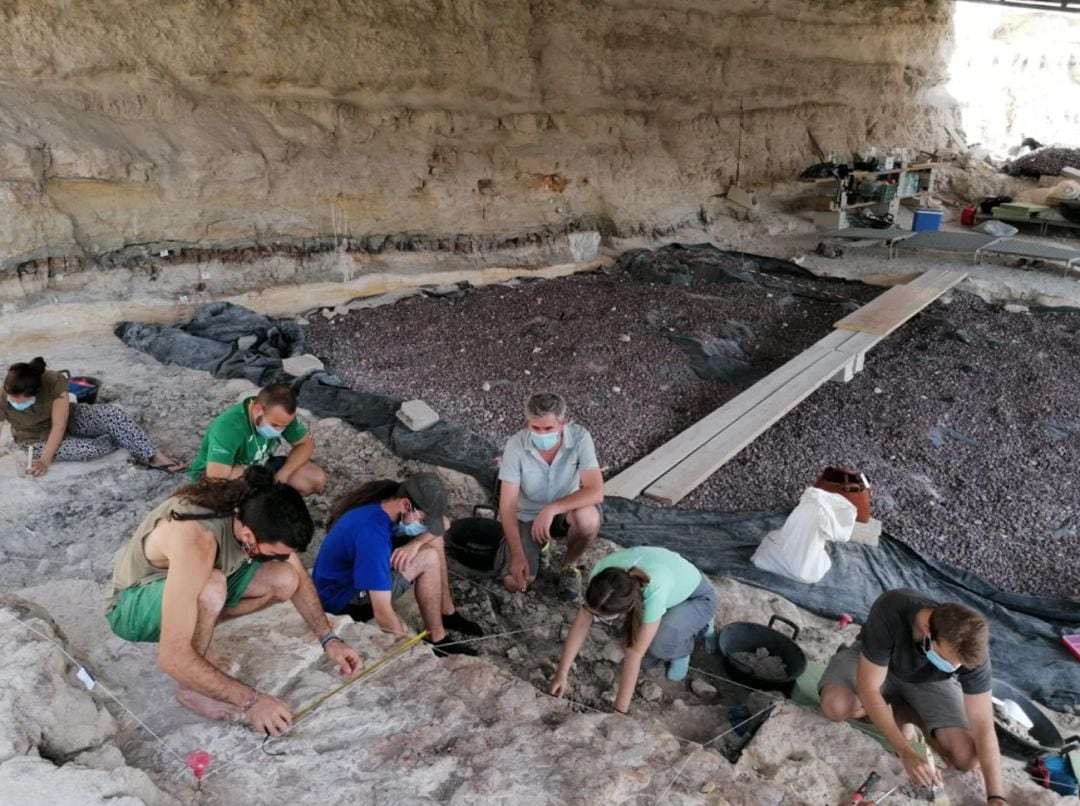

{"left": 2, "top": 357, "right": 183, "bottom": 476}
{"left": 104, "top": 467, "right": 361, "bottom": 735}
{"left": 549, "top": 547, "right": 716, "bottom": 714}
{"left": 313, "top": 473, "right": 483, "bottom": 656}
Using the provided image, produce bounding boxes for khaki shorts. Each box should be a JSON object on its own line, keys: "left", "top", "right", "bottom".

{"left": 819, "top": 642, "right": 970, "bottom": 734}
{"left": 494, "top": 506, "right": 602, "bottom": 579}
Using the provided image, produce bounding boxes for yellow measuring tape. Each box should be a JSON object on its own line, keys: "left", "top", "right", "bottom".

{"left": 291, "top": 630, "right": 429, "bottom": 723}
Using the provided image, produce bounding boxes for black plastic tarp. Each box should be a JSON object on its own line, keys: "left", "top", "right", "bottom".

{"left": 602, "top": 497, "right": 1080, "bottom": 713}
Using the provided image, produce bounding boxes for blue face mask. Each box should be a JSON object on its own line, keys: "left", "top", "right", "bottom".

{"left": 530, "top": 431, "right": 559, "bottom": 451}
{"left": 394, "top": 520, "right": 426, "bottom": 537}
{"left": 256, "top": 421, "right": 283, "bottom": 439}
{"left": 8, "top": 398, "right": 35, "bottom": 411}
{"left": 923, "top": 637, "right": 959, "bottom": 673}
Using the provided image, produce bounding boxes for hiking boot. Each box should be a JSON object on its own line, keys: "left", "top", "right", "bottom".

{"left": 666, "top": 655, "right": 690, "bottom": 682}
{"left": 428, "top": 636, "right": 479, "bottom": 658}
{"left": 442, "top": 611, "right": 483, "bottom": 637}
{"left": 557, "top": 566, "right": 583, "bottom": 604}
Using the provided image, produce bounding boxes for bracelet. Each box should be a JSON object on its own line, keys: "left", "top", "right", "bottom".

{"left": 240, "top": 691, "right": 259, "bottom": 712}
{"left": 319, "top": 631, "right": 342, "bottom": 649}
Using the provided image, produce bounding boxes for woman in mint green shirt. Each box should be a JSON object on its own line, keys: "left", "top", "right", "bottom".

{"left": 549, "top": 546, "right": 716, "bottom": 714}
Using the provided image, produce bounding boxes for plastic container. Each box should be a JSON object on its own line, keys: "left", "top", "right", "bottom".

{"left": 912, "top": 208, "right": 943, "bottom": 232}
{"left": 961, "top": 204, "right": 977, "bottom": 226}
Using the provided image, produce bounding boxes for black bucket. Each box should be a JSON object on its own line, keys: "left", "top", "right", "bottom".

{"left": 445, "top": 510, "right": 503, "bottom": 572}
{"left": 716, "top": 615, "right": 808, "bottom": 696}
{"left": 992, "top": 678, "right": 1078, "bottom": 761}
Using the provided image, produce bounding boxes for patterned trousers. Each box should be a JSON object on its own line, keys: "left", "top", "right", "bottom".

{"left": 27, "top": 404, "right": 157, "bottom": 463}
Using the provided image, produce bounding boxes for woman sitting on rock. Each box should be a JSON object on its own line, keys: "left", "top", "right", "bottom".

{"left": 1, "top": 357, "right": 183, "bottom": 477}
{"left": 549, "top": 546, "right": 716, "bottom": 714}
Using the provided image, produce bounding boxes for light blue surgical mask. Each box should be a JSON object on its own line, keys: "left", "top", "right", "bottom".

{"left": 8, "top": 398, "right": 35, "bottom": 411}
{"left": 530, "top": 431, "right": 559, "bottom": 451}
{"left": 256, "top": 422, "right": 283, "bottom": 439}
{"left": 394, "top": 521, "right": 427, "bottom": 537}
{"left": 923, "top": 637, "right": 959, "bottom": 673}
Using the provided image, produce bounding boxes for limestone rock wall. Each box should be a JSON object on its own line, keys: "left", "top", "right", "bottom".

{"left": 0, "top": 0, "right": 959, "bottom": 274}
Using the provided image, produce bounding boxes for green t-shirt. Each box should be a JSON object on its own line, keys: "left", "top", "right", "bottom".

{"left": 189, "top": 397, "right": 307, "bottom": 479}
{"left": 591, "top": 547, "right": 703, "bottom": 623}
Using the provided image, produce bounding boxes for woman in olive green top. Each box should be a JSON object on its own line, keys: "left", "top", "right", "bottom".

{"left": 2, "top": 357, "right": 182, "bottom": 477}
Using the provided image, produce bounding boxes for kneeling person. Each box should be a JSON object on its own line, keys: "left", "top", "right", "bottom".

{"left": 819, "top": 589, "right": 1004, "bottom": 801}
{"left": 549, "top": 547, "right": 716, "bottom": 713}
{"left": 105, "top": 468, "right": 362, "bottom": 736}
{"left": 190, "top": 383, "right": 326, "bottom": 496}
{"left": 313, "top": 474, "right": 482, "bottom": 656}
{"left": 496, "top": 392, "right": 604, "bottom": 602}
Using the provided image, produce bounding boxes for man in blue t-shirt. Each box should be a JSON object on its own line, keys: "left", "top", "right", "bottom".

{"left": 312, "top": 473, "right": 481, "bottom": 656}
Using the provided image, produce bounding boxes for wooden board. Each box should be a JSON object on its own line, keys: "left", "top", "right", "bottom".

{"left": 833, "top": 272, "right": 965, "bottom": 337}
{"left": 603, "top": 332, "right": 859, "bottom": 500}
{"left": 642, "top": 349, "right": 856, "bottom": 505}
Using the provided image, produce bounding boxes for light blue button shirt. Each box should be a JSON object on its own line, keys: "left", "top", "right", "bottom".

{"left": 498, "top": 423, "right": 600, "bottom": 520}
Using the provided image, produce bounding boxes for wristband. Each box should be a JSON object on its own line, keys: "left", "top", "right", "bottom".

{"left": 319, "top": 631, "right": 342, "bottom": 649}
{"left": 240, "top": 691, "right": 259, "bottom": 712}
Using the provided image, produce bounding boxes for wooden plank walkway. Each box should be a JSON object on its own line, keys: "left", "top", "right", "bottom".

{"left": 604, "top": 269, "right": 966, "bottom": 504}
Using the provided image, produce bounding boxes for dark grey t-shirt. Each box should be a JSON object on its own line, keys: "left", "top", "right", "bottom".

{"left": 858, "top": 589, "right": 992, "bottom": 695}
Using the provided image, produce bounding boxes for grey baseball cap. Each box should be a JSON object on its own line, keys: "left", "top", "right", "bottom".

{"left": 402, "top": 473, "right": 447, "bottom": 535}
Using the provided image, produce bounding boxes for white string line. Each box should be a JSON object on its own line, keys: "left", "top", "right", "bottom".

{"left": 0, "top": 611, "right": 189, "bottom": 769}
{"left": 653, "top": 701, "right": 781, "bottom": 805}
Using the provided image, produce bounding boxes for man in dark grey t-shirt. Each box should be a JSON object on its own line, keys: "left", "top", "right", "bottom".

{"left": 819, "top": 589, "right": 1007, "bottom": 804}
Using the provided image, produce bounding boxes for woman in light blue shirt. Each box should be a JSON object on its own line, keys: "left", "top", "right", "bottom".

{"left": 548, "top": 546, "right": 716, "bottom": 714}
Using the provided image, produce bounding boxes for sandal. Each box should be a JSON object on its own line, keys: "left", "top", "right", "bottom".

{"left": 129, "top": 457, "right": 188, "bottom": 475}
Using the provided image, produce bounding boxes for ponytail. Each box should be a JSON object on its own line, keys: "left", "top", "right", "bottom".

{"left": 585, "top": 566, "right": 651, "bottom": 649}
{"left": 173, "top": 466, "right": 314, "bottom": 551}
{"left": 327, "top": 479, "right": 402, "bottom": 530}
{"left": 4, "top": 357, "right": 47, "bottom": 397}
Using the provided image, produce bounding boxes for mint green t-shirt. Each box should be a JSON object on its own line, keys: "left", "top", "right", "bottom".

{"left": 189, "top": 397, "right": 307, "bottom": 479}
{"left": 590, "top": 547, "right": 704, "bottom": 623}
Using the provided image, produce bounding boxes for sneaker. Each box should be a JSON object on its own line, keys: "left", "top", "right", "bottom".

{"left": 666, "top": 655, "right": 690, "bottom": 682}
{"left": 428, "top": 636, "right": 479, "bottom": 658}
{"left": 442, "top": 612, "right": 483, "bottom": 637}
{"left": 556, "top": 566, "right": 583, "bottom": 604}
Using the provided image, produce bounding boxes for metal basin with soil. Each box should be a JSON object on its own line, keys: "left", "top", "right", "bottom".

{"left": 716, "top": 615, "right": 808, "bottom": 696}
{"left": 992, "top": 678, "right": 1079, "bottom": 761}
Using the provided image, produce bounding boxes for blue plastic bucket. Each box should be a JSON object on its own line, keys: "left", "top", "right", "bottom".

{"left": 912, "top": 209, "right": 943, "bottom": 232}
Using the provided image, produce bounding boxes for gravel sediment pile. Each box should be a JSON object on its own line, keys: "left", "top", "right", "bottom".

{"left": 308, "top": 273, "right": 1080, "bottom": 599}
{"left": 731, "top": 648, "right": 788, "bottom": 681}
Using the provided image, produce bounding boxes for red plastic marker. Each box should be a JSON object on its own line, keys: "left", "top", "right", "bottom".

{"left": 838, "top": 613, "right": 853, "bottom": 629}
{"left": 187, "top": 750, "right": 212, "bottom": 786}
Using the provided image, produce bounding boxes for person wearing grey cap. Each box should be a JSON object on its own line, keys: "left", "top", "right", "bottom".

{"left": 312, "top": 473, "right": 482, "bottom": 656}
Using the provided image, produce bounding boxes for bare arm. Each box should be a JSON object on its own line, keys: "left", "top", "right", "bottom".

{"left": 613, "top": 619, "right": 660, "bottom": 714}
{"left": 29, "top": 396, "right": 70, "bottom": 475}
{"left": 205, "top": 461, "right": 246, "bottom": 480}
{"left": 286, "top": 554, "right": 362, "bottom": 675}
{"left": 965, "top": 691, "right": 1005, "bottom": 800}
{"left": 550, "top": 607, "right": 594, "bottom": 691}
{"left": 275, "top": 434, "right": 314, "bottom": 484}
{"left": 545, "top": 468, "right": 605, "bottom": 515}
{"left": 498, "top": 481, "right": 524, "bottom": 553}
{"left": 856, "top": 655, "right": 940, "bottom": 788}
{"left": 156, "top": 523, "right": 254, "bottom": 706}
{"left": 369, "top": 590, "right": 408, "bottom": 638}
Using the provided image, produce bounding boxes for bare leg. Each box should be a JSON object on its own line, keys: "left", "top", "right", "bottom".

{"left": 285, "top": 461, "right": 326, "bottom": 496}
{"left": 403, "top": 546, "right": 447, "bottom": 642}
{"left": 148, "top": 449, "right": 184, "bottom": 470}
{"left": 820, "top": 683, "right": 867, "bottom": 721}
{"left": 176, "top": 571, "right": 242, "bottom": 720}
{"left": 563, "top": 506, "right": 600, "bottom": 567}
{"left": 428, "top": 535, "right": 456, "bottom": 615}
{"left": 218, "top": 562, "right": 299, "bottom": 621}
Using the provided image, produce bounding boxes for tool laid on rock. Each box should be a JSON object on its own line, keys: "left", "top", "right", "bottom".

{"left": 843, "top": 771, "right": 879, "bottom": 804}
{"left": 720, "top": 702, "right": 776, "bottom": 763}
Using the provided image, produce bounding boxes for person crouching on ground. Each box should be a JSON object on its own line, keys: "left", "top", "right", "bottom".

{"left": 548, "top": 546, "right": 716, "bottom": 713}
{"left": 2, "top": 356, "right": 184, "bottom": 477}
{"left": 188, "top": 382, "right": 326, "bottom": 496}
{"left": 312, "top": 473, "right": 483, "bottom": 657}
{"left": 819, "top": 589, "right": 1006, "bottom": 803}
{"left": 104, "top": 467, "right": 361, "bottom": 737}
{"left": 495, "top": 392, "right": 604, "bottom": 603}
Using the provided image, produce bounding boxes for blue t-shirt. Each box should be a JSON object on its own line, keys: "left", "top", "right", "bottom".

{"left": 312, "top": 503, "right": 394, "bottom": 614}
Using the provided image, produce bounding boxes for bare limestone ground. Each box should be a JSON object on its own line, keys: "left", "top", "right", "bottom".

{"left": 307, "top": 268, "right": 1080, "bottom": 599}
{"left": 2, "top": 342, "right": 1072, "bottom": 805}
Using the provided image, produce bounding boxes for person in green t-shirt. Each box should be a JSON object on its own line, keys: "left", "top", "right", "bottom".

{"left": 190, "top": 383, "right": 325, "bottom": 496}
{"left": 548, "top": 546, "right": 716, "bottom": 714}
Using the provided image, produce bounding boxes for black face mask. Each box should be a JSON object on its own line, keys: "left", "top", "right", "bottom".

{"left": 251, "top": 553, "right": 291, "bottom": 563}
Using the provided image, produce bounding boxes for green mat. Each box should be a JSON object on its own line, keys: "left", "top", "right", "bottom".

{"left": 792, "top": 660, "right": 893, "bottom": 752}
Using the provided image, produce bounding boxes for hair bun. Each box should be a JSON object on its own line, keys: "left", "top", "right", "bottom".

{"left": 242, "top": 465, "right": 278, "bottom": 493}
{"left": 28, "top": 357, "right": 46, "bottom": 374}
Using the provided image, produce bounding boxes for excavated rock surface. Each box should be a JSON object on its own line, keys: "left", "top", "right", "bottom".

{"left": 0, "top": 0, "right": 958, "bottom": 280}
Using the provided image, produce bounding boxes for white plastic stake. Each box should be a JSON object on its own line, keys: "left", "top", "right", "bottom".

{"left": 26, "top": 447, "right": 32, "bottom": 472}
{"left": 76, "top": 666, "right": 96, "bottom": 690}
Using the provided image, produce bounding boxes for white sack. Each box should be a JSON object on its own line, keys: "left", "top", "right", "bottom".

{"left": 751, "top": 487, "right": 858, "bottom": 584}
